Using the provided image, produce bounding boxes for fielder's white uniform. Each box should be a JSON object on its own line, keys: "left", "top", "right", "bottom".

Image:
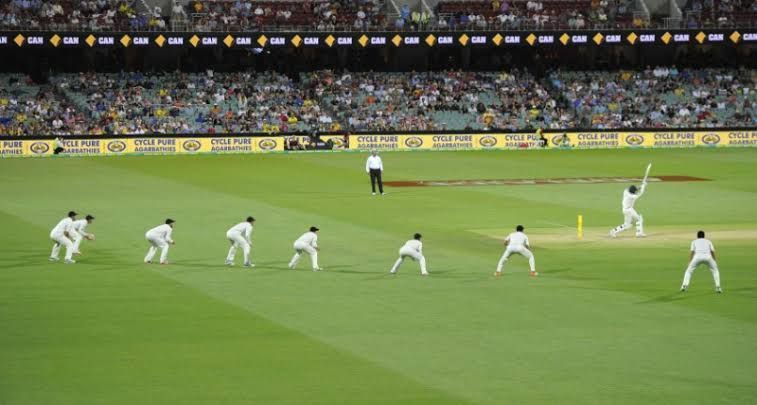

{"left": 390, "top": 239, "right": 427, "bottom": 275}
{"left": 50, "top": 217, "right": 75, "bottom": 261}
{"left": 226, "top": 221, "right": 253, "bottom": 265}
{"left": 611, "top": 185, "right": 646, "bottom": 236}
{"left": 144, "top": 224, "right": 174, "bottom": 264}
{"left": 289, "top": 231, "right": 319, "bottom": 270}
{"left": 71, "top": 219, "right": 92, "bottom": 254}
{"left": 496, "top": 231, "right": 535, "bottom": 273}
{"left": 681, "top": 238, "right": 721, "bottom": 290}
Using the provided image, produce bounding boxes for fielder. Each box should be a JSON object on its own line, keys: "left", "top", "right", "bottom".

{"left": 609, "top": 183, "right": 647, "bottom": 238}
{"left": 288, "top": 226, "right": 322, "bottom": 271}
{"left": 495, "top": 225, "right": 537, "bottom": 277}
{"left": 681, "top": 231, "right": 722, "bottom": 293}
{"left": 71, "top": 215, "right": 95, "bottom": 255}
{"left": 390, "top": 233, "right": 428, "bottom": 275}
{"left": 144, "top": 219, "right": 175, "bottom": 264}
{"left": 49, "top": 211, "right": 77, "bottom": 264}
{"left": 225, "top": 216, "right": 255, "bottom": 267}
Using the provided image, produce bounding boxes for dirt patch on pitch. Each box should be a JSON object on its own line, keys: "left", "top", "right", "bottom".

{"left": 385, "top": 176, "right": 708, "bottom": 188}
{"left": 470, "top": 227, "right": 756, "bottom": 248}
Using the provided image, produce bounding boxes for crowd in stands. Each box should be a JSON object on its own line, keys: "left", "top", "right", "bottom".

{"left": 433, "top": 0, "right": 637, "bottom": 30}
{"left": 550, "top": 67, "right": 755, "bottom": 128}
{"left": 1, "top": 0, "right": 755, "bottom": 31}
{"left": 1, "top": 68, "right": 754, "bottom": 136}
{"left": 0, "top": 75, "right": 88, "bottom": 136}
{"left": 180, "top": 0, "right": 385, "bottom": 31}
{"left": 682, "top": 0, "right": 757, "bottom": 28}
{"left": 0, "top": 0, "right": 169, "bottom": 31}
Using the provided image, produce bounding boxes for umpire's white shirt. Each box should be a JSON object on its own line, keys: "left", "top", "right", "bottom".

{"left": 366, "top": 155, "right": 383, "bottom": 172}
{"left": 146, "top": 224, "right": 174, "bottom": 243}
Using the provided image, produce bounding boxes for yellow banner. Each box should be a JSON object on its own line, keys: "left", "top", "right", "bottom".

{"left": 2, "top": 131, "right": 755, "bottom": 157}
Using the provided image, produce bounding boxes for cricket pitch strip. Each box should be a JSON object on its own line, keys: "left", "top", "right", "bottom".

{"left": 469, "top": 226, "right": 757, "bottom": 248}
{"left": 385, "top": 176, "right": 708, "bottom": 188}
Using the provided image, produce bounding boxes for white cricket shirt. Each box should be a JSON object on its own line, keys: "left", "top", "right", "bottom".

{"left": 690, "top": 238, "right": 715, "bottom": 256}
{"left": 72, "top": 219, "right": 89, "bottom": 235}
{"left": 146, "top": 224, "right": 174, "bottom": 242}
{"left": 622, "top": 185, "right": 645, "bottom": 210}
{"left": 228, "top": 222, "right": 253, "bottom": 240}
{"left": 295, "top": 231, "right": 318, "bottom": 247}
{"left": 50, "top": 217, "right": 73, "bottom": 237}
{"left": 401, "top": 239, "right": 423, "bottom": 253}
{"left": 506, "top": 232, "right": 529, "bottom": 248}
{"left": 366, "top": 155, "right": 383, "bottom": 172}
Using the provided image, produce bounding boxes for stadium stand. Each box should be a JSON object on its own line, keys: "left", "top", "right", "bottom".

{"left": 434, "top": 0, "right": 637, "bottom": 29}
{"left": 550, "top": 67, "right": 756, "bottom": 128}
{"left": 1, "top": 69, "right": 753, "bottom": 136}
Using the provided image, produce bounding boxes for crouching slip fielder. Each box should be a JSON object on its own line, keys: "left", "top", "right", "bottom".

{"left": 144, "top": 219, "right": 175, "bottom": 264}
{"left": 226, "top": 216, "right": 255, "bottom": 267}
{"left": 681, "top": 231, "right": 722, "bottom": 293}
{"left": 390, "top": 233, "right": 428, "bottom": 276}
{"left": 610, "top": 183, "right": 646, "bottom": 238}
{"left": 289, "top": 226, "right": 322, "bottom": 271}
{"left": 495, "top": 225, "right": 537, "bottom": 277}
{"left": 71, "top": 215, "right": 95, "bottom": 255}
{"left": 50, "top": 211, "right": 77, "bottom": 264}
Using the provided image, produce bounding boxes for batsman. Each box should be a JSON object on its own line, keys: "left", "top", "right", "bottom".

{"left": 609, "top": 163, "right": 651, "bottom": 238}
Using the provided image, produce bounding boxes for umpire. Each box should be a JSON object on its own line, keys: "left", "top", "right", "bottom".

{"left": 365, "top": 149, "right": 385, "bottom": 195}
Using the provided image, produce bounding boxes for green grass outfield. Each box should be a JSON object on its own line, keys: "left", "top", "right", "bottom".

{"left": 1, "top": 147, "right": 756, "bottom": 404}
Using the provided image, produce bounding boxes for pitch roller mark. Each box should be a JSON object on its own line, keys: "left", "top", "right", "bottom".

{"left": 385, "top": 176, "right": 709, "bottom": 188}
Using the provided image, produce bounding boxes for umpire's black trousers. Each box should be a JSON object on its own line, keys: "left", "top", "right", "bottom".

{"left": 369, "top": 169, "right": 384, "bottom": 193}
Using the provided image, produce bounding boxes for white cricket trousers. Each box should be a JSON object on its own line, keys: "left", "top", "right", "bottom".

{"left": 289, "top": 241, "right": 318, "bottom": 270}
{"left": 145, "top": 236, "right": 170, "bottom": 263}
{"left": 612, "top": 208, "right": 644, "bottom": 235}
{"left": 496, "top": 246, "right": 535, "bottom": 273}
{"left": 226, "top": 232, "right": 250, "bottom": 264}
{"left": 72, "top": 231, "right": 84, "bottom": 253}
{"left": 50, "top": 234, "right": 74, "bottom": 261}
{"left": 682, "top": 254, "right": 720, "bottom": 288}
{"left": 390, "top": 247, "right": 427, "bottom": 275}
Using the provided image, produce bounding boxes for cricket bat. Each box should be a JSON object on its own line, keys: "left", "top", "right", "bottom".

{"left": 642, "top": 163, "right": 652, "bottom": 184}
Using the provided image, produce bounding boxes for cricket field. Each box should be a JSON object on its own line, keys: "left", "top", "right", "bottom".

{"left": 1, "top": 147, "right": 756, "bottom": 404}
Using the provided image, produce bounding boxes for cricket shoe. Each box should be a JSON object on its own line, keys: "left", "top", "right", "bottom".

{"left": 680, "top": 285, "right": 688, "bottom": 292}
{"left": 635, "top": 233, "right": 647, "bottom": 238}
{"left": 160, "top": 261, "right": 169, "bottom": 265}
{"left": 49, "top": 257, "right": 59, "bottom": 262}
{"left": 64, "top": 259, "right": 76, "bottom": 264}
{"left": 313, "top": 267, "right": 323, "bottom": 272}
{"left": 372, "top": 192, "right": 376, "bottom": 196}
{"left": 529, "top": 271, "right": 539, "bottom": 277}
{"left": 716, "top": 287, "right": 723, "bottom": 294}
{"left": 421, "top": 272, "right": 429, "bottom": 276}
{"left": 288, "top": 263, "right": 295, "bottom": 269}
{"left": 494, "top": 271, "right": 502, "bottom": 277}
{"left": 608, "top": 231, "right": 617, "bottom": 238}
{"left": 73, "top": 251, "right": 82, "bottom": 255}
{"left": 144, "top": 260, "right": 152, "bottom": 264}
{"left": 225, "top": 260, "right": 234, "bottom": 266}
{"left": 243, "top": 262, "right": 255, "bottom": 268}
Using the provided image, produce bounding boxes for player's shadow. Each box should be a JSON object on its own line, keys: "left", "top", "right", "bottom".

{"left": 637, "top": 292, "right": 695, "bottom": 304}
